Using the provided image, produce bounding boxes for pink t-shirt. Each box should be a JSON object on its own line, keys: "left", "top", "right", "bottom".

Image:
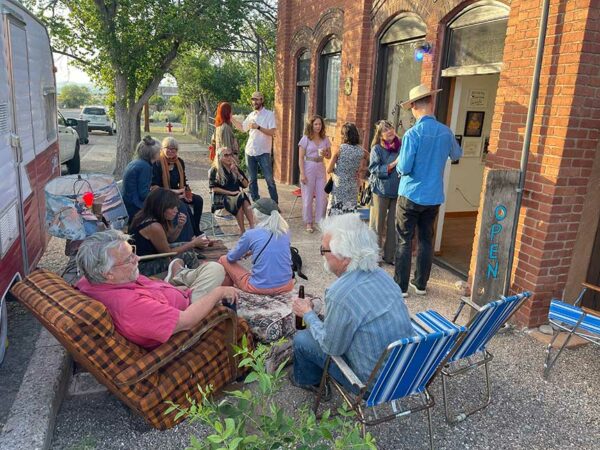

{"left": 76, "top": 275, "right": 191, "bottom": 349}
{"left": 298, "top": 136, "right": 331, "bottom": 159}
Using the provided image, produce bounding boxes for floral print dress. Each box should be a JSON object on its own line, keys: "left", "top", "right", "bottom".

{"left": 327, "top": 143, "right": 365, "bottom": 216}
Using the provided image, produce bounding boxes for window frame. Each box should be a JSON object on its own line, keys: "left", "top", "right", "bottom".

{"left": 317, "top": 37, "right": 342, "bottom": 122}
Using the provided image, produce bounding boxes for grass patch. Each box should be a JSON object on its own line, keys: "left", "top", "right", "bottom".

{"left": 143, "top": 125, "right": 201, "bottom": 144}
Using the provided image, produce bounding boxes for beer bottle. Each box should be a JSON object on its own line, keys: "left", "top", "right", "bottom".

{"left": 295, "top": 285, "right": 306, "bottom": 330}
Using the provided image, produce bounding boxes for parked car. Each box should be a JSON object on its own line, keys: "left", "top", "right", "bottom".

{"left": 79, "top": 105, "right": 116, "bottom": 135}
{"left": 58, "top": 111, "right": 80, "bottom": 174}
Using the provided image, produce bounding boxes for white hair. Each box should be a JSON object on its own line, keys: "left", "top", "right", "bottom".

{"left": 254, "top": 209, "right": 289, "bottom": 237}
{"left": 76, "top": 229, "right": 131, "bottom": 283}
{"left": 320, "top": 213, "right": 379, "bottom": 272}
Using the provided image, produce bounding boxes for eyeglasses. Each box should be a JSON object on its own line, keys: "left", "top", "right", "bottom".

{"left": 164, "top": 146, "right": 178, "bottom": 151}
{"left": 222, "top": 153, "right": 233, "bottom": 157}
{"left": 319, "top": 245, "right": 331, "bottom": 256}
{"left": 112, "top": 245, "right": 137, "bottom": 267}
{"left": 251, "top": 98, "right": 262, "bottom": 101}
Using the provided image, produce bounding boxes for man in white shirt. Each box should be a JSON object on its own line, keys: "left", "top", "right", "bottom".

{"left": 233, "top": 91, "right": 278, "bottom": 203}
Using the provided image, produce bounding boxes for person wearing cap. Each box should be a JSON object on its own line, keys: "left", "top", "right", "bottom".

{"left": 394, "top": 84, "right": 463, "bottom": 297}
{"left": 232, "top": 91, "right": 279, "bottom": 204}
{"left": 218, "top": 198, "right": 294, "bottom": 295}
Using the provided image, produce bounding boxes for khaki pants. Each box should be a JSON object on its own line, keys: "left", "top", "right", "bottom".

{"left": 218, "top": 255, "right": 294, "bottom": 295}
{"left": 369, "top": 194, "right": 397, "bottom": 264}
{"left": 171, "top": 262, "right": 226, "bottom": 303}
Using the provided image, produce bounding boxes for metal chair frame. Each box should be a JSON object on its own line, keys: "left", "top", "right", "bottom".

{"left": 543, "top": 283, "right": 600, "bottom": 379}
{"left": 441, "top": 292, "right": 530, "bottom": 424}
{"left": 313, "top": 311, "right": 466, "bottom": 450}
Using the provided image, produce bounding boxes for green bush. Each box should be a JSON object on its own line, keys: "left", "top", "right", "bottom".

{"left": 166, "top": 337, "right": 377, "bottom": 450}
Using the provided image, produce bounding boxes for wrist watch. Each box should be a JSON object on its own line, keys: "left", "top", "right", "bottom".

{"left": 257, "top": 125, "right": 261, "bottom": 131}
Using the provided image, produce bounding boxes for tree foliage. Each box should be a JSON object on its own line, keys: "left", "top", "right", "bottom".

{"left": 24, "top": 0, "right": 251, "bottom": 176}
{"left": 58, "top": 84, "right": 92, "bottom": 108}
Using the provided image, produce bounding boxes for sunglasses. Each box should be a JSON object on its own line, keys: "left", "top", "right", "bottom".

{"left": 251, "top": 98, "right": 262, "bottom": 101}
{"left": 319, "top": 245, "right": 332, "bottom": 256}
{"left": 222, "top": 153, "right": 233, "bottom": 157}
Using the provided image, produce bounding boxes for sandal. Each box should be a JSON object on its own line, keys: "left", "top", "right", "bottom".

{"left": 305, "top": 225, "right": 314, "bottom": 233}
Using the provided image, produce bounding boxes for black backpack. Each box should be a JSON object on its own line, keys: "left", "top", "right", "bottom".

{"left": 291, "top": 246, "right": 308, "bottom": 280}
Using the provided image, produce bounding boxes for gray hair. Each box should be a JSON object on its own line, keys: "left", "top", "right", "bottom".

{"left": 319, "top": 213, "right": 379, "bottom": 272}
{"left": 76, "top": 229, "right": 131, "bottom": 283}
{"left": 254, "top": 209, "right": 289, "bottom": 237}
{"left": 161, "top": 136, "right": 178, "bottom": 150}
{"left": 136, "top": 135, "right": 160, "bottom": 163}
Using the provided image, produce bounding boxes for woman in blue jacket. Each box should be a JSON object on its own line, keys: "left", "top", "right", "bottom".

{"left": 122, "top": 136, "right": 160, "bottom": 221}
{"left": 368, "top": 120, "right": 401, "bottom": 265}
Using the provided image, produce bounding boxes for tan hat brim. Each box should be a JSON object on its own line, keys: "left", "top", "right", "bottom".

{"left": 401, "top": 89, "right": 442, "bottom": 110}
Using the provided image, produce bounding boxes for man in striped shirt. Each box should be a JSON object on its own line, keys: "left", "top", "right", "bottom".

{"left": 291, "top": 214, "right": 415, "bottom": 396}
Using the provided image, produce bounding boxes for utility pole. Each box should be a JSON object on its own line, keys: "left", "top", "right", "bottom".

{"left": 256, "top": 36, "right": 260, "bottom": 91}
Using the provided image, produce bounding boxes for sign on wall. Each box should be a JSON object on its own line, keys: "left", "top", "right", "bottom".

{"left": 471, "top": 169, "right": 520, "bottom": 306}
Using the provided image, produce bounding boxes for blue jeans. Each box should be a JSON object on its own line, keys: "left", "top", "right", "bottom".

{"left": 292, "top": 330, "right": 359, "bottom": 394}
{"left": 246, "top": 153, "right": 278, "bottom": 203}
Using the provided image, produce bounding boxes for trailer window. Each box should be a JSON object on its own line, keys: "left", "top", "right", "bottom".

{"left": 44, "top": 90, "right": 57, "bottom": 141}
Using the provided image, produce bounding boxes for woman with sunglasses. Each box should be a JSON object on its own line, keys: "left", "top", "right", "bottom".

{"left": 152, "top": 137, "right": 204, "bottom": 237}
{"left": 129, "top": 188, "right": 210, "bottom": 276}
{"left": 209, "top": 146, "right": 254, "bottom": 234}
{"left": 368, "top": 120, "right": 401, "bottom": 265}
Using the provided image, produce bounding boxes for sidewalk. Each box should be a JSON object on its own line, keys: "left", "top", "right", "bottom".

{"left": 1, "top": 141, "right": 598, "bottom": 449}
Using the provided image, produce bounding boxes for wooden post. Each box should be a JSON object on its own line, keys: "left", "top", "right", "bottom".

{"left": 471, "top": 169, "right": 520, "bottom": 306}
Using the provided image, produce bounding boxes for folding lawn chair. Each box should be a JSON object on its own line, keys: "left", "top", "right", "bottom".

{"left": 441, "top": 292, "right": 531, "bottom": 424}
{"left": 543, "top": 283, "right": 600, "bottom": 379}
{"left": 313, "top": 310, "right": 466, "bottom": 449}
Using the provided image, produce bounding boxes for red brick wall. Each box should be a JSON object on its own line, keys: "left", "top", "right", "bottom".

{"left": 471, "top": 0, "right": 600, "bottom": 327}
{"left": 276, "top": 0, "right": 600, "bottom": 327}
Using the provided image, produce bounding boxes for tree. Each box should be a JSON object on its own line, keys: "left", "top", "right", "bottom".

{"left": 148, "top": 94, "right": 166, "bottom": 111}
{"left": 25, "top": 0, "right": 251, "bottom": 176}
{"left": 58, "top": 83, "right": 92, "bottom": 108}
{"left": 171, "top": 50, "right": 251, "bottom": 135}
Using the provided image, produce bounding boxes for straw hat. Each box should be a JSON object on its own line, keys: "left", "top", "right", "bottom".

{"left": 401, "top": 84, "right": 442, "bottom": 110}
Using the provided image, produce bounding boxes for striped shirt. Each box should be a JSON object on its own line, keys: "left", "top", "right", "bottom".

{"left": 303, "top": 268, "right": 415, "bottom": 383}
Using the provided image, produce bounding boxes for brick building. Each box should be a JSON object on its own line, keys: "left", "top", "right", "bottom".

{"left": 272, "top": 0, "right": 600, "bottom": 327}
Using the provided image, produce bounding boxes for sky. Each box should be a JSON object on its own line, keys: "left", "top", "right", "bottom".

{"left": 54, "top": 53, "right": 91, "bottom": 85}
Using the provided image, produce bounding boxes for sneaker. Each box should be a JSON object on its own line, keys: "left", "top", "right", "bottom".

{"left": 287, "top": 370, "right": 331, "bottom": 402}
{"left": 402, "top": 291, "right": 409, "bottom": 298}
{"left": 409, "top": 280, "right": 427, "bottom": 296}
{"left": 165, "top": 258, "right": 185, "bottom": 284}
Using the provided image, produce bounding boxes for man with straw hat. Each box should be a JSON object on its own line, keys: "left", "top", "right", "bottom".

{"left": 394, "top": 84, "right": 463, "bottom": 297}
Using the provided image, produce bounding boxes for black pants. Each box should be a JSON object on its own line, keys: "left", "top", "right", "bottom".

{"left": 394, "top": 196, "right": 440, "bottom": 292}
{"left": 182, "top": 194, "right": 203, "bottom": 236}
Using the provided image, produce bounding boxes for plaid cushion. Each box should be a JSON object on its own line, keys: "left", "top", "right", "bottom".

{"left": 11, "top": 269, "right": 253, "bottom": 429}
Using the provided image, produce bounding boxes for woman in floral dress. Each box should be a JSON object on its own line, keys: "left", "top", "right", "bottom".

{"left": 326, "top": 122, "right": 369, "bottom": 216}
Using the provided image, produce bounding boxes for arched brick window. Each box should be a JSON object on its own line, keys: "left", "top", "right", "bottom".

{"left": 317, "top": 37, "right": 342, "bottom": 121}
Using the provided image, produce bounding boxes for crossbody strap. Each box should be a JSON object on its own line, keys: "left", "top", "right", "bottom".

{"left": 253, "top": 232, "right": 274, "bottom": 265}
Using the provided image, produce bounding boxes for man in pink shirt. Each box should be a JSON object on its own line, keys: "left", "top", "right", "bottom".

{"left": 75, "top": 230, "right": 238, "bottom": 349}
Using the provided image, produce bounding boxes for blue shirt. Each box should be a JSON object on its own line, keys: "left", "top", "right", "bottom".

{"left": 227, "top": 228, "right": 292, "bottom": 289}
{"left": 122, "top": 159, "right": 154, "bottom": 218}
{"left": 304, "top": 268, "right": 415, "bottom": 383}
{"left": 396, "top": 115, "right": 462, "bottom": 205}
{"left": 369, "top": 144, "right": 400, "bottom": 198}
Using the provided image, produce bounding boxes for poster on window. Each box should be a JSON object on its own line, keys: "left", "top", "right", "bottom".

{"left": 468, "top": 89, "right": 488, "bottom": 107}
{"left": 464, "top": 111, "right": 485, "bottom": 137}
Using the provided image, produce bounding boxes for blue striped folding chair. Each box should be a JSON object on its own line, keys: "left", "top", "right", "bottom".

{"left": 312, "top": 310, "right": 466, "bottom": 449}
{"left": 441, "top": 292, "right": 531, "bottom": 424}
{"left": 543, "top": 283, "right": 600, "bottom": 379}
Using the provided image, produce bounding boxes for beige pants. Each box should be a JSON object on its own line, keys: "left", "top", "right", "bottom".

{"left": 171, "top": 261, "right": 225, "bottom": 303}
{"left": 369, "top": 194, "right": 397, "bottom": 264}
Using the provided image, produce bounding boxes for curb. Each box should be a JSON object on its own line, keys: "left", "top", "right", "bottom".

{"left": 0, "top": 327, "right": 71, "bottom": 450}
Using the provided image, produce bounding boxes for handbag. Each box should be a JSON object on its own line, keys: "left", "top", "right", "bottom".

{"left": 324, "top": 177, "right": 334, "bottom": 194}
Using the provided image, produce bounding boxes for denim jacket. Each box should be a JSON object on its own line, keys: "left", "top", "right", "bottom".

{"left": 368, "top": 144, "right": 400, "bottom": 198}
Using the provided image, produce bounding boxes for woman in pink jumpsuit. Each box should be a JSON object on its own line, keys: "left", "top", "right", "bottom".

{"left": 298, "top": 116, "right": 331, "bottom": 233}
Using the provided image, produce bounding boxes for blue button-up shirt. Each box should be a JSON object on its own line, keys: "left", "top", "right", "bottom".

{"left": 396, "top": 115, "right": 463, "bottom": 206}
{"left": 303, "top": 268, "right": 415, "bottom": 383}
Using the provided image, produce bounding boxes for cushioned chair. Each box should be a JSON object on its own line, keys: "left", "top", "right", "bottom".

{"left": 313, "top": 310, "right": 466, "bottom": 449}
{"left": 10, "top": 269, "right": 254, "bottom": 429}
{"left": 543, "top": 283, "right": 600, "bottom": 379}
{"left": 441, "top": 292, "right": 531, "bottom": 424}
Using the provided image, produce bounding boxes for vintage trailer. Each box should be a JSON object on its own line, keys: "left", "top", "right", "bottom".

{"left": 0, "top": 0, "right": 60, "bottom": 362}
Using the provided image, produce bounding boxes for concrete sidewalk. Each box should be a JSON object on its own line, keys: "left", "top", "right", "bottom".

{"left": 1, "top": 140, "right": 598, "bottom": 449}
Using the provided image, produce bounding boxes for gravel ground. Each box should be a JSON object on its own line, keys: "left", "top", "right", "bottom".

{"left": 46, "top": 142, "right": 600, "bottom": 449}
